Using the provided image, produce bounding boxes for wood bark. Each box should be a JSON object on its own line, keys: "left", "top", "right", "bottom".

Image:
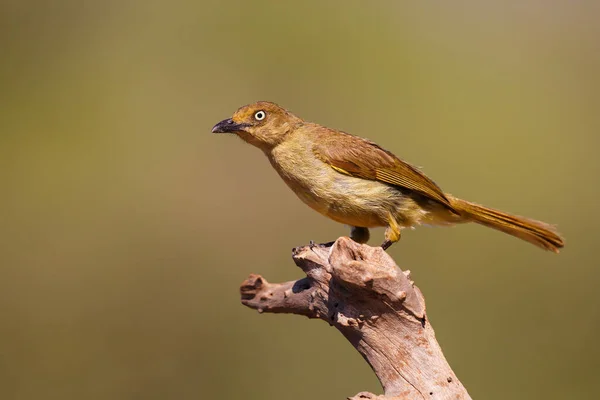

{"left": 240, "top": 237, "right": 471, "bottom": 400}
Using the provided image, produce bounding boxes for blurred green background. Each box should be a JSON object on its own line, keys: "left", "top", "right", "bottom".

{"left": 1, "top": 1, "right": 599, "bottom": 399}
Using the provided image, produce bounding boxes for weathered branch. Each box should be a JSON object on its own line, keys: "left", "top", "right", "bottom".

{"left": 240, "top": 237, "right": 471, "bottom": 400}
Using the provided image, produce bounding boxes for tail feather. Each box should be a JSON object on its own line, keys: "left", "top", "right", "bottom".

{"left": 448, "top": 196, "right": 564, "bottom": 253}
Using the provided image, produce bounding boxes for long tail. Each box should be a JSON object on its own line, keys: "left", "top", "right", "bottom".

{"left": 448, "top": 196, "right": 564, "bottom": 253}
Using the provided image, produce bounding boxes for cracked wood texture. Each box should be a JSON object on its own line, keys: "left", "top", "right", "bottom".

{"left": 240, "top": 237, "right": 471, "bottom": 400}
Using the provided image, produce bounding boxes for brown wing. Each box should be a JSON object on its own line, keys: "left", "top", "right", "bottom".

{"left": 313, "top": 128, "right": 455, "bottom": 210}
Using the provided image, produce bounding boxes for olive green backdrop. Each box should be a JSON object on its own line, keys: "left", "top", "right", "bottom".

{"left": 1, "top": 1, "right": 599, "bottom": 399}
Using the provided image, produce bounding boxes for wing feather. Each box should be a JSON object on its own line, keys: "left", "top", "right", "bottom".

{"left": 312, "top": 128, "right": 454, "bottom": 210}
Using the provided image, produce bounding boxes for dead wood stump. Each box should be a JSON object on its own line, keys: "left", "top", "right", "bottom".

{"left": 240, "top": 237, "right": 471, "bottom": 400}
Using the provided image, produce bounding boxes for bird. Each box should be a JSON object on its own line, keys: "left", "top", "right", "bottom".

{"left": 211, "top": 101, "right": 564, "bottom": 253}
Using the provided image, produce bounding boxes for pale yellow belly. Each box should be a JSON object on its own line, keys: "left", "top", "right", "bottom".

{"left": 290, "top": 180, "right": 389, "bottom": 227}
{"left": 280, "top": 168, "right": 426, "bottom": 228}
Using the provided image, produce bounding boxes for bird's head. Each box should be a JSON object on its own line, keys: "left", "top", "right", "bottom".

{"left": 212, "top": 101, "right": 302, "bottom": 150}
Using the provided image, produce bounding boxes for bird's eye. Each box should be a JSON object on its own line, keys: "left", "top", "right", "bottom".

{"left": 254, "top": 110, "right": 266, "bottom": 121}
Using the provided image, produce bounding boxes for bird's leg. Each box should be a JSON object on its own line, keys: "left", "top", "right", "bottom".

{"left": 350, "top": 226, "right": 370, "bottom": 244}
{"left": 381, "top": 228, "right": 401, "bottom": 250}
{"left": 381, "top": 213, "right": 401, "bottom": 250}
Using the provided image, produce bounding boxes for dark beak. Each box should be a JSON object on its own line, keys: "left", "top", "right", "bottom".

{"left": 211, "top": 118, "right": 246, "bottom": 134}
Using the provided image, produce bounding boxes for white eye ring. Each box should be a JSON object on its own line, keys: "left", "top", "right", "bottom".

{"left": 254, "top": 110, "right": 266, "bottom": 121}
